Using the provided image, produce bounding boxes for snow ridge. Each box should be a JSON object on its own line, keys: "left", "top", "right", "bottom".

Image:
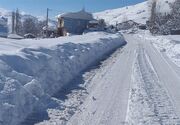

{"left": 0, "top": 32, "right": 126, "bottom": 125}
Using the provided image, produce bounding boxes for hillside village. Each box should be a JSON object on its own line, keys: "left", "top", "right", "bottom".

{"left": 0, "top": 8, "right": 107, "bottom": 39}
{"left": 0, "top": 0, "right": 180, "bottom": 125}
{"left": 0, "top": 6, "right": 148, "bottom": 39}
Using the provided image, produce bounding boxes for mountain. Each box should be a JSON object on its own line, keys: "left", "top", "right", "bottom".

{"left": 94, "top": 1, "right": 148, "bottom": 25}
{"left": 0, "top": 7, "right": 57, "bottom": 33}
{"left": 0, "top": 8, "right": 11, "bottom": 17}
{"left": 94, "top": 0, "right": 177, "bottom": 26}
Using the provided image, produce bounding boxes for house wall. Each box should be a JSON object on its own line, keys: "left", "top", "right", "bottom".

{"left": 63, "top": 17, "right": 89, "bottom": 34}
{"left": 0, "top": 24, "right": 8, "bottom": 37}
{"left": 58, "top": 18, "right": 64, "bottom": 28}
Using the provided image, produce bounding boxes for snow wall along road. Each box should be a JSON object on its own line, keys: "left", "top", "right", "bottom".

{"left": 0, "top": 32, "right": 126, "bottom": 125}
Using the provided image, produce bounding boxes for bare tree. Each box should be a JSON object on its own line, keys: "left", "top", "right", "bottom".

{"left": 147, "top": 0, "right": 158, "bottom": 34}
{"left": 23, "top": 18, "right": 38, "bottom": 36}
{"left": 147, "top": 0, "right": 172, "bottom": 35}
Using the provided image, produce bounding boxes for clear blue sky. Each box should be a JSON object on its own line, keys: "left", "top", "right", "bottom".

{"left": 0, "top": 0, "right": 145, "bottom": 18}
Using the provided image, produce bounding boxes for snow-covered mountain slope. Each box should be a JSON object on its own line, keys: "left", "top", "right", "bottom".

{"left": 0, "top": 8, "right": 11, "bottom": 17}
{"left": 94, "top": 1, "right": 148, "bottom": 25}
{"left": 0, "top": 32, "right": 125, "bottom": 125}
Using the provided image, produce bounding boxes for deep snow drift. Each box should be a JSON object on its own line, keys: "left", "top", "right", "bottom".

{"left": 0, "top": 32, "right": 125, "bottom": 125}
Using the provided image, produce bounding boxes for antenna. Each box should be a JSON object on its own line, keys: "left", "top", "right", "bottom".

{"left": 83, "top": 5, "right": 85, "bottom": 11}
{"left": 82, "top": 0, "right": 86, "bottom": 11}
{"left": 46, "top": 8, "right": 49, "bottom": 37}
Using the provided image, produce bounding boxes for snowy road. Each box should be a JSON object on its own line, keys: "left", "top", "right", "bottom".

{"left": 65, "top": 34, "right": 180, "bottom": 125}
{"left": 125, "top": 34, "right": 180, "bottom": 124}
{"left": 66, "top": 37, "right": 136, "bottom": 125}
{"left": 34, "top": 33, "right": 180, "bottom": 125}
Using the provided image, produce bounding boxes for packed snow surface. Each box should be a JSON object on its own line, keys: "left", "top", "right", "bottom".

{"left": 35, "top": 31, "right": 180, "bottom": 125}
{"left": 155, "top": 35, "right": 180, "bottom": 68}
{"left": 0, "top": 32, "right": 125, "bottom": 125}
{"left": 138, "top": 32, "right": 180, "bottom": 68}
{"left": 123, "top": 34, "right": 180, "bottom": 125}
{"left": 54, "top": 33, "right": 180, "bottom": 125}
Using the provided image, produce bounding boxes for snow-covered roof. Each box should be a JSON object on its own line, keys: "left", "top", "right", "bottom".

{"left": 8, "top": 34, "right": 24, "bottom": 39}
{"left": 57, "top": 9, "right": 93, "bottom": 20}
{"left": 89, "top": 20, "right": 99, "bottom": 24}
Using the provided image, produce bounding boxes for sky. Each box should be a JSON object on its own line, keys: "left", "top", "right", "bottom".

{"left": 0, "top": 0, "right": 145, "bottom": 18}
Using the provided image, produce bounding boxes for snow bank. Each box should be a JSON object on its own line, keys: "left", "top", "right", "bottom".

{"left": 0, "top": 32, "right": 126, "bottom": 125}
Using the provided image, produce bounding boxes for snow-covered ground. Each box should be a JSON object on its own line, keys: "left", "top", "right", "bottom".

{"left": 37, "top": 32, "right": 180, "bottom": 125}
{"left": 0, "top": 32, "right": 125, "bottom": 125}
{"left": 0, "top": 0, "right": 180, "bottom": 125}
{"left": 125, "top": 35, "right": 180, "bottom": 124}
{"left": 135, "top": 31, "right": 180, "bottom": 69}
{"left": 150, "top": 35, "right": 180, "bottom": 68}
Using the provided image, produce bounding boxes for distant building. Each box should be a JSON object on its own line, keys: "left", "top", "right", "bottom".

{"left": 87, "top": 19, "right": 106, "bottom": 31}
{"left": 170, "top": 29, "right": 180, "bottom": 35}
{"left": 57, "top": 9, "right": 94, "bottom": 36}
{"left": 0, "top": 16, "right": 8, "bottom": 37}
{"left": 138, "top": 24, "right": 147, "bottom": 30}
{"left": 24, "top": 33, "right": 36, "bottom": 39}
{"left": 116, "top": 20, "right": 139, "bottom": 31}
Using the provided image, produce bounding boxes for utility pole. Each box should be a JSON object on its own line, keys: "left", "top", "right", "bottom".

{"left": 12, "top": 11, "right": 15, "bottom": 34}
{"left": 15, "top": 8, "right": 20, "bottom": 35}
{"left": 46, "top": 8, "right": 49, "bottom": 38}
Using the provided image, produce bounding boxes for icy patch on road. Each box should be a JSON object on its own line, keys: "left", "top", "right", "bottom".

{"left": 126, "top": 47, "right": 180, "bottom": 124}
{"left": 0, "top": 32, "right": 126, "bottom": 125}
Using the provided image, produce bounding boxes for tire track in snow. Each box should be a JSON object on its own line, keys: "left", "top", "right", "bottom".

{"left": 126, "top": 45, "right": 180, "bottom": 125}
